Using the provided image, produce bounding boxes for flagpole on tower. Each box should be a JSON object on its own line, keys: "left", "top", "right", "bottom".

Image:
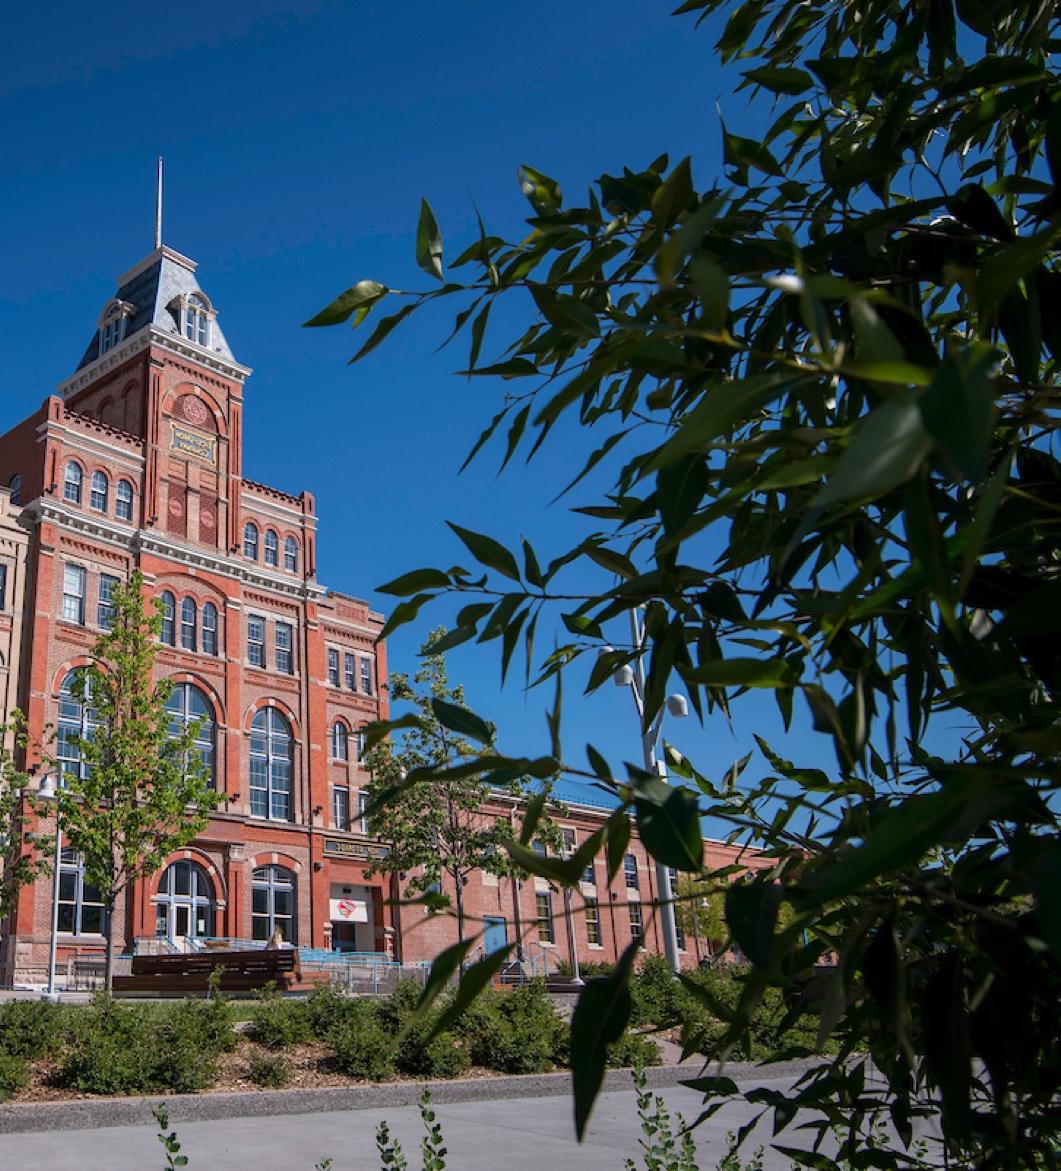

{"left": 154, "top": 157, "right": 164, "bottom": 250}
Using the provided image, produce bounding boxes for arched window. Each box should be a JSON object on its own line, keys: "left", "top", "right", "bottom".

{"left": 115, "top": 479, "right": 133, "bottom": 521}
{"left": 283, "top": 537, "right": 298, "bottom": 573}
{"left": 156, "top": 860, "right": 215, "bottom": 943}
{"left": 99, "top": 307, "right": 128, "bottom": 355}
{"left": 57, "top": 670, "right": 101, "bottom": 784}
{"left": 63, "top": 462, "right": 83, "bottom": 505}
{"left": 250, "top": 707, "right": 293, "bottom": 821}
{"left": 252, "top": 865, "right": 296, "bottom": 942}
{"left": 160, "top": 591, "right": 176, "bottom": 645}
{"left": 202, "top": 603, "right": 219, "bottom": 656}
{"left": 165, "top": 683, "right": 215, "bottom": 786}
{"left": 8, "top": 475, "right": 21, "bottom": 506}
{"left": 331, "top": 722, "right": 349, "bottom": 761}
{"left": 355, "top": 728, "right": 367, "bottom": 762}
{"left": 183, "top": 294, "right": 210, "bottom": 347}
{"left": 243, "top": 522, "right": 258, "bottom": 560}
{"left": 89, "top": 470, "right": 109, "bottom": 513}
{"left": 180, "top": 597, "right": 197, "bottom": 651}
{"left": 264, "top": 530, "right": 279, "bottom": 567}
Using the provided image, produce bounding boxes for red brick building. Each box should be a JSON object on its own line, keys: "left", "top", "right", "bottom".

{"left": 0, "top": 242, "right": 393, "bottom": 985}
{"left": 0, "top": 237, "right": 759, "bottom": 987}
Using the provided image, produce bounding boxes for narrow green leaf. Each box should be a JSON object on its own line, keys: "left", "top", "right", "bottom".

{"left": 919, "top": 347, "right": 997, "bottom": 481}
{"left": 377, "top": 568, "right": 451, "bottom": 597}
{"left": 429, "top": 946, "right": 515, "bottom": 1040}
{"left": 815, "top": 397, "right": 933, "bottom": 508}
{"left": 430, "top": 698, "right": 494, "bottom": 746}
{"left": 304, "top": 280, "right": 387, "bottom": 327}
{"left": 413, "top": 937, "right": 477, "bottom": 1020}
{"left": 681, "top": 658, "right": 798, "bottom": 688}
{"left": 518, "top": 164, "right": 562, "bottom": 213}
{"left": 570, "top": 940, "right": 640, "bottom": 1139}
{"left": 447, "top": 522, "right": 522, "bottom": 582}
{"left": 634, "top": 779, "right": 704, "bottom": 872}
{"left": 415, "top": 198, "right": 444, "bottom": 281}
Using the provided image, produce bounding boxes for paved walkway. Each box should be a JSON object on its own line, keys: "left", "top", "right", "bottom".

{"left": 0, "top": 1076, "right": 818, "bottom": 1171}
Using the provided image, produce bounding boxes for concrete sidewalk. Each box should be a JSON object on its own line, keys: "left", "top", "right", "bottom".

{"left": 0, "top": 1076, "right": 811, "bottom": 1171}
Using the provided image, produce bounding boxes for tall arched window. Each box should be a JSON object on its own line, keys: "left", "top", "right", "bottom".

{"left": 202, "top": 603, "right": 219, "bottom": 656}
{"left": 63, "top": 462, "right": 83, "bottom": 505}
{"left": 183, "top": 294, "right": 210, "bottom": 346}
{"left": 331, "top": 722, "right": 349, "bottom": 761}
{"left": 57, "top": 670, "right": 101, "bottom": 784}
{"left": 180, "top": 597, "right": 197, "bottom": 651}
{"left": 89, "top": 471, "right": 109, "bottom": 513}
{"left": 165, "top": 683, "right": 216, "bottom": 786}
{"left": 243, "top": 522, "right": 259, "bottom": 560}
{"left": 252, "top": 865, "right": 296, "bottom": 942}
{"left": 250, "top": 707, "right": 293, "bottom": 821}
{"left": 115, "top": 479, "right": 133, "bottom": 521}
{"left": 156, "top": 860, "right": 215, "bottom": 943}
{"left": 160, "top": 591, "right": 176, "bottom": 645}
{"left": 283, "top": 537, "right": 298, "bottom": 573}
{"left": 264, "top": 530, "right": 279, "bottom": 567}
{"left": 8, "top": 475, "right": 21, "bottom": 506}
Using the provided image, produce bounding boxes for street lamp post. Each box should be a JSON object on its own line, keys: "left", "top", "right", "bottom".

{"left": 36, "top": 771, "right": 63, "bottom": 1003}
{"left": 606, "top": 610, "right": 688, "bottom": 975}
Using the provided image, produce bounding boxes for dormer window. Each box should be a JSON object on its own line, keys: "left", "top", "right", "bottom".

{"left": 183, "top": 294, "right": 210, "bottom": 347}
{"left": 97, "top": 300, "right": 133, "bottom": 356}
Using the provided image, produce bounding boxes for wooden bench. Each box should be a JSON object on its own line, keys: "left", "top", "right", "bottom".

{"left": 112, "top": 948, "right": 328, "bottom": 996}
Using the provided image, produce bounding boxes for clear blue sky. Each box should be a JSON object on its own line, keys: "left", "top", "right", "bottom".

{"left": 1, "top": 1, "right": 965, "bottom": 821}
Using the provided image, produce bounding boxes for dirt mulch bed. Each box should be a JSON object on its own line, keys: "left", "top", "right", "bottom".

{"left": 7, "top": 1040, "right": 507, "bottom": 1104}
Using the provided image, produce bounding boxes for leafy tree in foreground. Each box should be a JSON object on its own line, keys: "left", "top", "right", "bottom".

{"left": 312, "top": 1, "right": 1060, "bottom": 1166}
{"left": 364, "top": 631, "right": 561, "bottom": 958}
{"left": 0, "top": 716, "right": 42, "bottom": 919}
{"left": 53, "top": 571, "right": 221, "bottom": 990}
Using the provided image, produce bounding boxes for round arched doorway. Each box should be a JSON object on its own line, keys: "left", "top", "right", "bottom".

{"left": 155, "top": 860, "right": 216, "bottom": 948}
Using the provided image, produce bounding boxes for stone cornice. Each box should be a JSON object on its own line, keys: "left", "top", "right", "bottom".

{"left": 57, "top": 326, "right": 252, "bottom": 400}
{"left": 27, "top": 500, "right": 330, "bottom": 603}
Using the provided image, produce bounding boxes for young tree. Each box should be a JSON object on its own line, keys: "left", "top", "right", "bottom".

{"left": 365, "top": 630, "right": 559, "bottom": 955}
{"left": 53, "top": 571, "right": 221, "bottom": 990}
{"left": 0, "top": 717, "right": 42, "bottom": 920}
{"left": 672, "top": 876, "right": 725, "bottom": 964}
{"left": 314, "top": 1, "right": 1060, "bottom": 1163}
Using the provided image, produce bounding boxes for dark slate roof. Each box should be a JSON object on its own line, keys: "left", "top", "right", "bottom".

{"left": 76, "top": 246, "right": 238, "bottom": 372}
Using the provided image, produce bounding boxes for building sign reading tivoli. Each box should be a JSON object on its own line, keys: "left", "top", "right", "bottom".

{"left": 170, "top": 423, "right": 216, "bottom": 463}
{"left": 323, "top": 838, "right": 389, "bottom": 861}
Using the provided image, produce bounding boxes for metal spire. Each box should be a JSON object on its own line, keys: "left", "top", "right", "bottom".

{"left": 154, "top": 157, "right": 164, "bottom": 250}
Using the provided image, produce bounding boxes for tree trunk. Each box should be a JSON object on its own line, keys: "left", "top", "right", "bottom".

{"left": 453, "top": 870, "right": 467, "bottom": 974}
{"left": 104, "top": 897, "right": 117, "bottom": 993}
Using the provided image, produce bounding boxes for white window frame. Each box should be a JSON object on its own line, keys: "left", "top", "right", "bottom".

{"left": 275, "top": 621, "right": 293, "bottom": 674}
{"left": 62, "top": 564, "right": 86, "bottom": 625}
{"left": 283, "top": 536, "right": 298, "bottom": 573}
{"left": 358, "top": 789, "right": 370, "bottom": 834}
{"left": 331, "top": 722, "right": 349, "bottom": 761}
{"left": 243, "top": 522, "right": 259, "bottom": 560}
{"left": 202, "top": 602, "right": 219, "bottom": 656}
{"left": 180, "top": 597, "right": 197, "bottom": 651}
{"left": 327, "top": 647, "right": 340, "bottom": 687}
{"left": 332, "top": 785, "right": 350, "bottom": 831}
{"left": 264, "top": 530, "right": 279, "bottom": 567}
{"left": 98, "top": 573, "right": 119, "bottom": 629}
{"left": 360, "top": 656, "right": 374, "bottom": 695}
{"left": 248, "top": 614, "right": 266, "bottom": 668}
{"left": 89, "top": 471, "right": 108, "bottom": 513}
{"left": 115, "top": 479, "right": 133, "bottom": 521}
{"left": 183, "top": 294, "right": 210, "bottom": 347}
{"left": 63, "top": 463, "right": 83, "bottom": 505}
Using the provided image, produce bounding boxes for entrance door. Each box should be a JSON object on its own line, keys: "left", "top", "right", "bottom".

{"left": 156, "top": 861, "right": 215, "bottom": 950}
{"left": 483, "top": 916, "right": 508, "bottom": 955}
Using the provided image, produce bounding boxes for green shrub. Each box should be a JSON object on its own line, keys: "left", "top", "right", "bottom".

{"left": 0, "top": 999, "right": 65, "bottom": 1059}
{"left": 328, "top": 1001, "right": 396, "bottom": 1081}
{"left": 678, "top": 965, "right": 824, "bottom": 1061}
{"left": 247, "top": 1051, "right": 291, "bottom": 1088}
{"left": 305, "top": 984, "right": 353, "bottom": 1040}
{"left": 630, "top": 955, "right": 683, "bottom": 1028}
{"left": 377, "top": 979, "right": 470, "bottom": 1080}
{"left": 55, "top": 996, "right": 233, "bottom": 1095}
{"left": 249, "top": 987, "right": 312, "bottom": 1049}
{"left": 470, "top": 982, "right": 566, "bottom": 1074}
{"left": 0, "top": 1052, "right": 29, "bottom": 1100}
{"left": 607, "top": 1032, "right": 662, "bottom": 1069}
